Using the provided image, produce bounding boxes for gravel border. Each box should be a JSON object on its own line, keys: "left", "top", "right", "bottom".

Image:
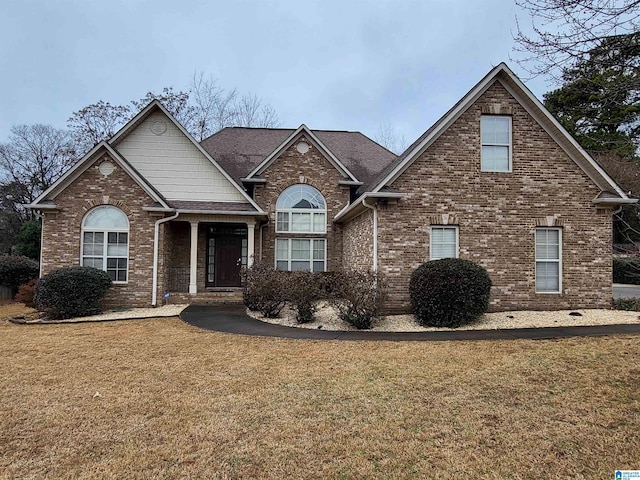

{"left": 249, "top": 301, "right": 640, "bottom": 332}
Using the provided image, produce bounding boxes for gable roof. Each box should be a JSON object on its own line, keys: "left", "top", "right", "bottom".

{"left": 201, "top": 126, "right": 397, "bottom": 192}
{"left": 369, "top": 63, "right": 633, "bottom": 203}
{"left": 29, "top": 141, "right": 171, "bottom": 210}
{"left": 109, "top": 100, "right": 264, "bottom": 213}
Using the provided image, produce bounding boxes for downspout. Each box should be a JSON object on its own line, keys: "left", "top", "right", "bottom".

{"left": 361, "top": 197, "right": 378, "bottom": 271}
{"left": 36, "top": 211, "right": 44, "bottom": 278}
{"left": 152, "top": 211, "right": 180, "bottom": 306}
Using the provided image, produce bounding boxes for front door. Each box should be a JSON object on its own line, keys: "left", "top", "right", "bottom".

{"left": 212, "top": 236, "right": 242, "bottom": 287}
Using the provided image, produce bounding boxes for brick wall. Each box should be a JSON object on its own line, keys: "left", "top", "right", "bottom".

{"left": 41, "top": 153, "right": 159, "bottom": 308}
{"left": 376, "top": 80, "right": 613, "bottom": 313}
{"left": 254, "top": 138, "right": 351, "bottom": 270}
{"left": 342, "top": 209, "right": 374, "bottom": 271}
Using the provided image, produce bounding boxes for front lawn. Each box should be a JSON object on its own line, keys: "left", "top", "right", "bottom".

{"left": 1, "top": 317, "right": 639, "bottom": 478}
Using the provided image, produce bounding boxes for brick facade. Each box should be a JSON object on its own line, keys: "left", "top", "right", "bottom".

{"left": 376, "top": 80, "right": 613, "bottom": 313}
{"left": 36, "top": 72, "right": 623, "bottom": 315}
{"left": 40, "top": 153, "right": 159, "bottom": 308}
{"left": 253, "top": 137, "right": 351, "bottom": 270}
{"left": 342, "top": 209, "right": 374, "bottom": 271}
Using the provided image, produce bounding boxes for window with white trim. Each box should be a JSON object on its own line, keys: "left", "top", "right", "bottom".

{"left": 275, "top": 238, "right": 326, "bottom": 272}
{"left": 276, "top": 184, "right": 326, "bottom": 233}
{"left": 430, "top": 226, "right": 459, "bottom": 260}
{"left": 481, "top": 115, "right": 512, "bottom": 172}
{"left": 81, "top": 206, "right": 129, "bottom": 283}
{"left": 535, "top": 228, "right": 561, "bottom": 293}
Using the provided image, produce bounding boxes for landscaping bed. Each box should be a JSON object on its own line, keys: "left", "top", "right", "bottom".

{"left": 249, "top": 301, "right": 640, "bottom": 331}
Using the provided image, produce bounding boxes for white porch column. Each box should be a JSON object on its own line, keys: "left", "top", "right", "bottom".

{"left": 189, "top": 221, "right": 198, "bottom": 294}
{"left": 247, "top": 221, "right": 256, "bottom": 267}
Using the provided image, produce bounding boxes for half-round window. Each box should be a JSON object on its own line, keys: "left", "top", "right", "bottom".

{"left": 276, "top": 184, "right": 326, "bottom": 233}
{"left": 81, "top": 206, "right": 129, "bottom": 283}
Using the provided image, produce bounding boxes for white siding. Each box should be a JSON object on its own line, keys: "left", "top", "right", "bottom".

{"left": 115, "top": 112, "right": 247, "bottom": 202}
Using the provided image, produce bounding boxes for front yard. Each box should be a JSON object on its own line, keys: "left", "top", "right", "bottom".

{"left": 1, "top": 312, "right": 639, "bottom": 478}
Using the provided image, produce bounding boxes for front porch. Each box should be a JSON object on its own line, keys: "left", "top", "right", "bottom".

{"left": 160, "top": 216, "right": 259, "bottom": 302}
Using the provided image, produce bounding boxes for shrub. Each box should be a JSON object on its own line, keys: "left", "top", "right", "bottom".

{"left": 15, "top": 279, "right": 37, "bottom": 307}
{"left": 613, "top": 257, "right": 640, "bottom": 285}
{"left": 285, "top": 271, "right": 323, "bottom": 323}
{"left": 34, "top": 266, "right": 112, "bottom": 319}
{"left": 410, "top": 258, "right": 492, "bottom": 328}
{"left": 0, "top": 255, "right": 39, "bottom": 295}
{"left": 241, "top": 261, "right": 287, "bottom": 318}
{"left": 329, "top": 270, "right": 385, "bottom": 330}
{"left": 613, "top": 297, "right": 640, "bottom": 311}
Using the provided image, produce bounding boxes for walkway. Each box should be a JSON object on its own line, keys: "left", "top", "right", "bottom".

{"left": 180, "top": 305, "right": 640, "bottom": 342}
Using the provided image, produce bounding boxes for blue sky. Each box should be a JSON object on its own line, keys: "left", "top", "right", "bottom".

{"left": 0, "top": 0, "right": 549, "bottom": 146}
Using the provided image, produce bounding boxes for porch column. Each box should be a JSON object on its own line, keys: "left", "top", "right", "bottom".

{"left": 247, "top": 221, "right": 256, "bottom": 267}
{"left": 189, "top": 221, "right": 198, "bottom": 294}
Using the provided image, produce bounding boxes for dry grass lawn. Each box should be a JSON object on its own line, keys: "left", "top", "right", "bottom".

{"left": 1, "top": 308, "right": 639, "bottom": 478}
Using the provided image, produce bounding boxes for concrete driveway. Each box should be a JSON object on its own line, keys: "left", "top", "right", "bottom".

{"left": 613, "top": 283, "right": 640, "bottom": 299}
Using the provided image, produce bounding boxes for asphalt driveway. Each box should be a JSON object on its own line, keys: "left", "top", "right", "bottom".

{"left": 180, "top": 304, "right": 640, "bottom": 341}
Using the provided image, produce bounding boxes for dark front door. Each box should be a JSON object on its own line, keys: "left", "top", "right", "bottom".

{"left": 214, "top": 236, "right": 242, "bottom": 287}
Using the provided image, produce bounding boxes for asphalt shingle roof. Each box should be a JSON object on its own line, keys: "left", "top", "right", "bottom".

{"left": 200, "top": 127, "right": 397, "bottom": 193}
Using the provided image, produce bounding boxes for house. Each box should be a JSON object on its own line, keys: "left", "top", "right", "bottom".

{"left": 29, "top": 63, "right": 636, "bottom": 313}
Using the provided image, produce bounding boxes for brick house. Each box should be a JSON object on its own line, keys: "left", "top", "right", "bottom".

{"left": 29, "top": 63, "right": 635, "bottom": 312}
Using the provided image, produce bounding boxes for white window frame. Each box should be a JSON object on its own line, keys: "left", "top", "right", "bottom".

{"left": 535, "top": 227, "right": 562, "bottom": 294}
{"left": 81, "top": 206, "right": 130, "bottom": 284}
{"left": 275, "top": 238, "right": 327, "bottom": 272}
{"left": 276, "top": 184, "right": 327, "bottom": 234}
{"left": 430, "top": 226, "right": 459, "bottom": 260}
{"left": 481, "top": 115, "right": 512, "bottom": 172}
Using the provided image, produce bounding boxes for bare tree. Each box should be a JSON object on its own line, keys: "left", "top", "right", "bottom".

{"left": 188, "top": 72, "right": 238, "bottom": 140}
{"left": 67, "top": 101, "right": 131, "bottom": 156}
{"left": 131, "top": 87, "right": 194, "bottom": 130}
{"left": 0, "top": 125, "right": 77, "bottom": 254}
{"left": 374, "top": 122, "right": 408, "bottom": 155}
{"left": 0, "top": 124, "right": 77, "bottom": 204}
{"left": 513, "top": 0, "right": 640, "bottom": 79}
{"left": 233, "top": 93, "right": 281, "bottom": 129}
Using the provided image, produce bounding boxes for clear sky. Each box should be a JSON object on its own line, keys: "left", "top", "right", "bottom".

{"left": 0, "top": 0, "right": 549, "bottom": 147}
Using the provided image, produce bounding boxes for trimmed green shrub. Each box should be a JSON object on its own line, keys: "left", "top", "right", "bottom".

{"left": 285, "top": 271, "right": 323, "bottom": 323}
{"left": 329, "top": 270, "right": 385, "bottom": 330}
{"left": 34, "top": 266, "right": 112, "bottom": 319}
{"left": 613, "top": 297, "right": 640, "bottom": 311}
{"left": 0, "top": 255, "right": 39, "bottom": 295}
{"left": 410, "top": 259, "right": 492, "bottom": 328}
{"left": 15, "top": 278, "right": 37, "bottom": 307}
{"left": 241, "top": 261, "right": 287, "bottom": 318}
{"left": 613, "top": 257, "right": 640, "bottom": 285}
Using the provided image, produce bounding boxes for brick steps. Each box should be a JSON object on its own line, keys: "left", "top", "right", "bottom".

{"left": 165, "top": 289, "right": 244, "bottom": 305}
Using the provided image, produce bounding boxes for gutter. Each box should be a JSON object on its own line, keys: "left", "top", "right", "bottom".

{"left": 361, "top": 197, "right": 378, "bottom": 272}
{"left": 334, "top": 192, "right": 405, "bottom": 222}
{"left": 152, "top": 212, "right": 180, "bottom": 306}
{"left": 591, "top": 197, "right": 638, "bottom": 206}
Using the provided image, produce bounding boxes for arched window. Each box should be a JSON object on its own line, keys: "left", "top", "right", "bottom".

{"left": 81, "top": 206, "right": 129, "bottom": 283}
{"left": 276, "top": 184, "right": 326, "bottom": 233}
{"left": 275, "top": 185, "right": 327, "bottom": 272}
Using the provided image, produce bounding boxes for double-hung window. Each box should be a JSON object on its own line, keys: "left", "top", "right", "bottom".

{"left": 535, "top": 228, "right": 561, "bottom": 293}
{"left": 276, "top": 238, "right": 326, "bottom": 272}
{"left": 81, "top": 206, "right": 129, "bottom": 283}
{"left": 430, "top": 226, "right": 459, "bottom": 260}
{"left": 481, "top": 115, "right": 511, "bottom": 172}
{"left": 276, "top": 184, "right": 326, "bottom": 233}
